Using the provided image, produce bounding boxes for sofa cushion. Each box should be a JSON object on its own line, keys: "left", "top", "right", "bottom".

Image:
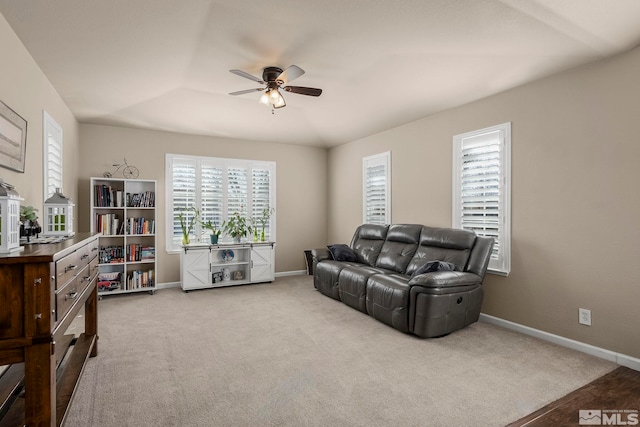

{"left": 350, "top": 224, "right": 389, "bottom": 266}
{"left": 375, "top": 224, "right": 422, "bottom": 273}
{"left": 327, "top": 244, "right": 358, "bottom": 262}
{"left": 338, "top": 265, "right": 391, "bottom": 313}
{"left": 366, "top": 274, "right": 411, "bottom": 333}
{"left": 405, "top": 226, "right": 476, "bottom": 276}
{"left": 314, "top": 260, "right": 357, "bottom": 300}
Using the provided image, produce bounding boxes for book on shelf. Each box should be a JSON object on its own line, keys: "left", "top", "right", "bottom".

{"left": 99, "top": 245, "right": 125, "bottom": 264}
{"left": 94, "top": 184, "right": 126, "bottom": 208}
{"left": 125, "top": 269, "right": 154, "bottom": 290}
{"left": 140, "top": 246, "right": 155, "bottom": 261}
{"left": 126, "top": 217, "right": 155, "bottom": 235}
{"left": 95, "top": 213, "right": 122, "bottom": 236}
{"left": 127, "top": 191, "right": 155, "bottom": 208}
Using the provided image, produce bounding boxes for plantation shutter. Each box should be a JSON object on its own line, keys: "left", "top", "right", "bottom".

{"left": 459, "top": 132, "right": 501, "bottom": 256}
{"left": 453, "top": 123, "right": 511, "bottom": 275}
{"left": 252, "top": 167, "right": 272, "bottom": 238}
{"left": 46, "top": 136, "right": 63, "bottom": 197}
{"left": 171, "top": 158, "right": 197, "bottom": 244}
{"left": 227, "top": 167, "right": 248, "bottom": 218}
{"left": 200, "top": 162, "right": 224, "bottom": 241}
{"left": 43, "top": 111, "right": 63, "bottom": 198}
{"left": 363, "top": 152, "right": 391, "bottom": 225}
{"left": 166, "top": 155, "right": 276, "bottom": 252}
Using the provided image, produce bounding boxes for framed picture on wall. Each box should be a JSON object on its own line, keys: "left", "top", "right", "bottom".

{"left": 0, "top": 99, "right": 28, "bottom": 173}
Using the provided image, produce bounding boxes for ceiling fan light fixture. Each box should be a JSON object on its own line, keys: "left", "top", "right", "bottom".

{"left": 269, "top": 88, "right": 281, "bottom": 102}
{"left": 230, "top": 65, "right": 320, "bottom": 112}
{"left": 259, "top": 91, "right": 270, "bottom": 105}
{"left": 273, "top": 92, "right": 286, "bottom": 109}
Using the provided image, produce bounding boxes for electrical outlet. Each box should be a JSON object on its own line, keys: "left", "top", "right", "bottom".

{"left": 579, "top": 308, "right": 592, "bottom": 326}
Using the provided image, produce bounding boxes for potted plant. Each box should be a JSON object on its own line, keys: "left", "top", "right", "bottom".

{"left": 256, "top": 207, "right": 274, "bottom": 242}
{"left": 223, "top": 211, "right": 251, "bottom": 243}
{"left": 201, "top": 218, "right": 224, "bottom": 244}
{"left": 177, "top": 207, "right": 199, "bottom": 245}
{"left": 20, "top": 205, "right": 42, "bottom": 241}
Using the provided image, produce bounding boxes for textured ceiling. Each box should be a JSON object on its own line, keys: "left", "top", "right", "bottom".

{"left": 1, "top": 0, "right": 640, "bottom": 147}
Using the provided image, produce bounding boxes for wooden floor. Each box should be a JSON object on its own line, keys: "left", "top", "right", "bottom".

{"left": 509, "top": 366, "right": 640, "bottom": 426}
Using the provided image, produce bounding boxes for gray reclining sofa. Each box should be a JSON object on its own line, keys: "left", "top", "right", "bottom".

{"left": 312, "top": 224, "right": 494, "bottom": 338}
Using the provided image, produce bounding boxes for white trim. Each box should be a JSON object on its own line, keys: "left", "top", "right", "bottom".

{"left": 362, "top": 151, "right": 391, "bottom": 225}
{"left": 155, "top": 281, "right": 180, "bottom": 289}
{"left": 453, "top": 122, "right": 511, "bottom": 275}
{"left": 43, "top": 110, "right": 63, "bottom": 200}
{"left": 479, "top": 313, "right": 640, "bottom": 371}
{"left": 275, "top": 270, "right": 307, "bottom": 277}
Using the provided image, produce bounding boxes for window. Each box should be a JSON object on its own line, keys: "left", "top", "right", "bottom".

{"left": 453, "top": 123, "right": 511, "bottom": 275}
{"left": 165, "top": 154, "right": 276, "bottom": 252}
{"left": 43, "top": 111, "right": 63, "bottom": 199}
{"left": 363, "top": 151, "right": 391, "bottom": 225}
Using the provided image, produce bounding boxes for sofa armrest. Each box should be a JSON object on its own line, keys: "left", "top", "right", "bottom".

{"left": 408, "top": 271, "right": 482, "bottom": 288}
{"left": 311, "top": 248, "right": 333, "bottom": 274}
{"left": 311, "top": 247, "right": 332, "bottom": 262}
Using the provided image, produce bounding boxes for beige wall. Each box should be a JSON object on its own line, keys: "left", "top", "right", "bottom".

{"left": 78, "top": 124, "right": 327, "bottom": 282}
{"left": 328, "top": 46, "right": 640, "bottom": 359}
{"left": 0, "top": 14, "right": 80, "bottom": 213}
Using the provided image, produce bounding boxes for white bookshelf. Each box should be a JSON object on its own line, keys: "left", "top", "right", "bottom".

{"left": 90, "top": 177, "right": 157, "bottom": 297}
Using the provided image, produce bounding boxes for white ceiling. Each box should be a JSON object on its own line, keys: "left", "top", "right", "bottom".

{"left": 1, "top": 0, "right": 640, "bottom": 148}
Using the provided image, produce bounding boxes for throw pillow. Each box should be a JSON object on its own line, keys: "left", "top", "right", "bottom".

{"left": 327, "top": 244, "right": 358, "bottom": 262}
{"left": 412, "top": 260, "right": 456, "bottom": 277}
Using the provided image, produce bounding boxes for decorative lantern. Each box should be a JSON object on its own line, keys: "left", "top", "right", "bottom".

{"left": 43, "top": 188, "right": 75, "bottom": 237}
{"left": 0, "top": 179, "right": 23, "bottom": 253}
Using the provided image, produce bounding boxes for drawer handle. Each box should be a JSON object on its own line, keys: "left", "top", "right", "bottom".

{"left": 65, "top": 265, "right": 78, "bottom": 273}
{"left": 83, "top": 275, "right": 91, "bottom": 282}
{"left": 65, "top": 290, "right": 78, "bottom": 301}
{"left": 80, "top": 254, "right": 89, "bottom": 260}
{"left": 92, "top": 247, "right": 98, "bottom": 251}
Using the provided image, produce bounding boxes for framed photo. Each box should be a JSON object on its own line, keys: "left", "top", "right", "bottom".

{"left": 0, "top": 100, "right": 28, "bottom": 173}
{"left": 232, "top": 270, "right": 244, "bottom": 280}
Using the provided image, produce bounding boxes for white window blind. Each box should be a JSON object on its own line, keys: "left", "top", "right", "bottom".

{"left": 166, "top": 154, "right": 276, "bottom": 252}
{"left": 252, "top": 168, "right": 272, "bottom": 237}
{"left": 453, "top": 123, "right": 511, "bottom": 275}
{"left": 43, "top": 111, "right": 63, "bottom": 199}
{"left": 363, "top": 151, "right": 391, "bottom": 225}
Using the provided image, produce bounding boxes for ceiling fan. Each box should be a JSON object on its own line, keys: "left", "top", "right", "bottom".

{"left": 229, "top": 65, "right": 322, "bottom": 112}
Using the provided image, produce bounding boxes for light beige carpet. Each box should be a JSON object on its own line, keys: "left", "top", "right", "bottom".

{"left": 65, "top": 275, "right": 616, "bottom": 427}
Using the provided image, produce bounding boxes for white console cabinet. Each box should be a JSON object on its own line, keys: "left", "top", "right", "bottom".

{"left": 180, "top": 242, "right": 275, "bottom": 291}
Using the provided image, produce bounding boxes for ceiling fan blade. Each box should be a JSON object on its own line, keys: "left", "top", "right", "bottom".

{"left": 283, "top": 86, "right": 322, "bottom": 97}
{"left": 276, "top": 65, "right": 305, "bottom": 84}
{"left": 230, "top": 69, "right": 265, "bottom": 84}
{"left": 229, "top": 88, "right": 265, "bottom": 96}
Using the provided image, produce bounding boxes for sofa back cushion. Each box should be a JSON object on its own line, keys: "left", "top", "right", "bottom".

{"left": 350, "top": 224, "right": 389, "bottom": 266}
{"left": 375, "top": 224, "right": 422, "bottom": 273}
{"left": 405, "top": 226, "right": 477, "bottom": 276}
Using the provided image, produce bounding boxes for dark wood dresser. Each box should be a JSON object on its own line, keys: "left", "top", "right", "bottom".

{"left": 0, "top": 233, "right": 99, "bottom": 427}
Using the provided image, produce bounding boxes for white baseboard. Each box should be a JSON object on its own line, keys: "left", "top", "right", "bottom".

{"left": 156, "top": 281, "right": 180, "bottom": 289}
{"left": 275, "top": 270, "right": 307, "bottom": 277}
{"left": 479, "top": 313, "right": 640, "bottom": 371}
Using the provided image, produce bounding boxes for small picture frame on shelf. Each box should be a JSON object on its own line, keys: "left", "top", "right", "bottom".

{"left": 232, "top": 270, "right": 244, "bottom": 280}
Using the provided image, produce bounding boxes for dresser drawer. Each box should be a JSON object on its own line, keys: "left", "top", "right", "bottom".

{"left": 55, "top": 240, "right": 97, "bottom": 289}
{"left": 56, "top": 264, "right": 92, "bottom": 322}
{"left": 55, "top": 249, "right": 82, "bottom": 290}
